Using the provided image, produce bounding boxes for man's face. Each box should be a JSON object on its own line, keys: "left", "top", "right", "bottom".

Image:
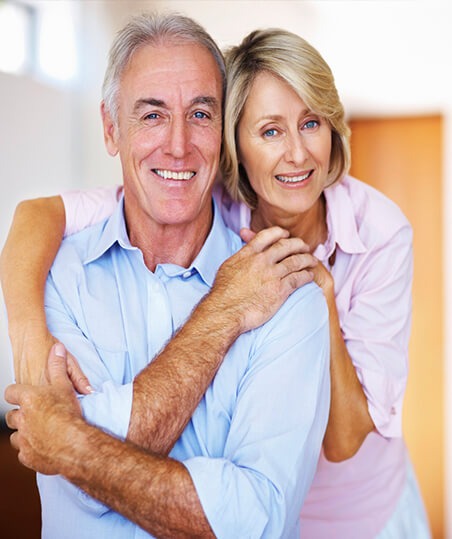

{"left": 103, "top": 41, "right": 223, "bottom": 233}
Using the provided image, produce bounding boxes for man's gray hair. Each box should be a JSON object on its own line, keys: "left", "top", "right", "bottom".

{"left": 102, "top": 12, "right": 226, "bottom": 123}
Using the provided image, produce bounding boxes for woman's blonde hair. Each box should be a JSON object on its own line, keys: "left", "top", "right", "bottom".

{"left": 221, "top": 28, "right": 351, "bottom": 208}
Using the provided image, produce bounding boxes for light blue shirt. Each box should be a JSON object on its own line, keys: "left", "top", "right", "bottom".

{"left": 39, "top": 197, "right": 330, "bottom": 539}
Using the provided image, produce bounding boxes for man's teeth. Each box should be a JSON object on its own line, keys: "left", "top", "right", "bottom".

{"left": 154, "top": 169, "right": 195, "bottom": 180}
{"left": 275, "top": 172, "right": 311, "bottom": 183}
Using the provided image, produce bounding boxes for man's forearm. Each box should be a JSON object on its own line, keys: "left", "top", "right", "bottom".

{"left": 128, "top": 228, "right": 316, "bottom": 455}
{"left": 129, "top": 287, "right": 243, "bottom": 454}
{"left": 64, "top": 419, "right": 215, "bottom": 538}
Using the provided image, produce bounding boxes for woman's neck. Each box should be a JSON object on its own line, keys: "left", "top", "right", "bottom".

{"left": 251, "top": 195, "right": 327, "bottom": 253}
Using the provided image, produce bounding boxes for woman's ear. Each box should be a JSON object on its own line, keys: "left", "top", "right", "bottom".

{"left": 101, "top": 101, "right": 119, "bottom": 156}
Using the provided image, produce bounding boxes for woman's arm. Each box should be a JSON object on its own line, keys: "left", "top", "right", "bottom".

{"left": 1, "top": 186, "right": 120, "bottom": 389}
{"left": 314, "top": 214, "right": 413, "bottom": 462}
{"left": 313, "top": 263, "right": 374, "bottom": 461}
{"left": 0, "top": 196, "right": 89, "bottom": 391}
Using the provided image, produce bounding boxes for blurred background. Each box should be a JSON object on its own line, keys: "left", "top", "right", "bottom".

{"left": 0, "top": 0, "right": 450, "bottom": 537}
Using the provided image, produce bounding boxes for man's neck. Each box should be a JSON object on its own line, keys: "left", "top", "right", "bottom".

{"left": 124, "top": 201, "right": 213, "bottom": 272}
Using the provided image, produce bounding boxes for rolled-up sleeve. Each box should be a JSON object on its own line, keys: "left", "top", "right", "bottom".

{"left": 184, "top": 283, "right": 331, "bottom": 538}
{"left": 45, "top": 272, "right": 133, "bottom": 440}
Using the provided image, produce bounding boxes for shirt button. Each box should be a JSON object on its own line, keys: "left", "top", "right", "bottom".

{"left": 150, "top": 282, "right": 161, "bottom": 293}
{"left": 182, "top": 270, "right": 192, "bottom": 279}
{"left": 390, "top": 406, "right": 397, "bottom": 415}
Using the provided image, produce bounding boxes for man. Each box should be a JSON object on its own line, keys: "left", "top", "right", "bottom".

{"left": 5, "top": 13, "right": 330, "bottom": 538}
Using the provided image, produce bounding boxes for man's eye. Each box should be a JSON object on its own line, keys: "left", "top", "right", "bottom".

{"left": 193, "top": 111, "right": 208, "bottom": 119}
{"left": 144, "top": 112, "right": 159, "bottom": 120}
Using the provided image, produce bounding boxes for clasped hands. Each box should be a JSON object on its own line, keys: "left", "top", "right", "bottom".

{"left": 5, "top": 343, "right": 83, "bottom": 475}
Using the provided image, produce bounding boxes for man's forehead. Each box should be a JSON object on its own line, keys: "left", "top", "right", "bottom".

{"left": 126, "top": 41, "right": 220, "bottom": 80}
{"left": 117, "top": 48, "right": 221, "bottom": 118}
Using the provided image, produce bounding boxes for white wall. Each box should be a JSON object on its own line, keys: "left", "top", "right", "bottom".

{"left": 1, "top": 0, "right": 451, "bottom": 529}
{"left": 0, "top": 72, "right": 78, "bottom": 412}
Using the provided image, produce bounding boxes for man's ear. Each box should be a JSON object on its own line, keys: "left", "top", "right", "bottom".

{"left": 101, "top": 101, "right": 119, "bottom": 156}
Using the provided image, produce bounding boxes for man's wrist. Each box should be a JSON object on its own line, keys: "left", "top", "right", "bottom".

{"left": 195, "top": 289, "right": 245, "bottom": 340}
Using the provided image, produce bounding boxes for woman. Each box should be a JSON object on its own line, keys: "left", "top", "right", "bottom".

{"left": 1, "top": 28, "right": 430, "bottom": 538}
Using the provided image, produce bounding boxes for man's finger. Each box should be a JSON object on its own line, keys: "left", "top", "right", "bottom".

{"left": 264, "top": 237, "right": 311, "bottom": 265}
{"left": 243, "top": 226, "right": 290, "bottom": 253}
{"left": 239, "top": 228, "right": 256, "bottom": 244}
{"left": 47, "top": 343, "right": 72, "bottom": 387}
{"left": 281, "top": 269, "right": 315, "bottom": 295}
{"left": 4, "top": 384, "right": 23, "bottom": 406}
{"left": 10, "top": 430, "right": 19, "bottom": 451}
{"left": 5, "top": 408, "right": 19, "bottom": 430}
{"left": 278, "top": 253, "right": 318, "bottom": 276}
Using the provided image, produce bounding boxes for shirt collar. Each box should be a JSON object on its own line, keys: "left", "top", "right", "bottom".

{"left": 183, "top": 198, "right": 240, "bottom": 286}
{"left": 82, "top": 196, "right": 132, "bottom": 265}
{"left": 320, "top": 176, "right": 367, "bottom": 257}
{"left": 83, "top": 194, "right": 240, "bottom": 287}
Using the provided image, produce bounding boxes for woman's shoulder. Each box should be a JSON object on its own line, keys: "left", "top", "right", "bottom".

{"left": 325, "top": 176, "right": 412, "bottom": 256}
{"left": 334, "top": 175, "right": 411, "bottom": 233}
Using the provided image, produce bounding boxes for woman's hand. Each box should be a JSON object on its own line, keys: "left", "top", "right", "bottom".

{"left": 310, "top": 259, "right": 335, "bottom": 304}
{"left": 6, "top": 343, "right": 84, "bottom": 475}
{"left": 10, "top": 324, "right": 92, "bottom": 394}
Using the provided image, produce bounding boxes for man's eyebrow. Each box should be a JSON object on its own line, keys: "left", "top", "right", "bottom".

{"left": 133, "top": 96, "right": 220, "bottom": 115}
{"left": 191, "top": 96, "right": 220, "bottom": 109}
{"left": 133, "top": 98, "right": 166, "bottom": 113}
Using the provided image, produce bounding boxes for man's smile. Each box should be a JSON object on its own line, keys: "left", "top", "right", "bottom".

{"left": 153, "top": 169, "right": 196, "bottom": 180}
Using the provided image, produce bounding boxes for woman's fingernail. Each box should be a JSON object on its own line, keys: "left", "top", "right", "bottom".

{"left": 54, "top": 343, "right": 66, "bottom": 358}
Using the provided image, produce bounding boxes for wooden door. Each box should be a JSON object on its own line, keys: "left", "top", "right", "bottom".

{"left": 349, "top": 115, "right": 444, "bottom": 538}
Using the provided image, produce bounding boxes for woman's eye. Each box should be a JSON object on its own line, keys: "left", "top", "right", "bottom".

{"left": 304, "top": 119, "right": 319, "bottom": 130}
{"left": 263, "top": 128, "right": 278, "bottom": 138}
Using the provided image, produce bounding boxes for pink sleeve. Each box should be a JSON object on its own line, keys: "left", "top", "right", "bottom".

{"left": 61, "top": 185, "right": 122, "bottom": 237}
{"left": 212, "top": 184, "right": 250, "bottom": 234}
{"left": 343, "top": 224, "right": 413, "bottom": 438}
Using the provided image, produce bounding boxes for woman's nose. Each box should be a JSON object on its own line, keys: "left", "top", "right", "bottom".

{"left": 285, "top": 134, "right": 308, "bottom": 165}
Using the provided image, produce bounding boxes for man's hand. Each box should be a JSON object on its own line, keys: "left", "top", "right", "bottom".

{"left": 212, "top": 226, "right": 318, "bottom": 333}
{"left": 5, "top": 343, "right": 83, "bottom": 475}
{"left": 11, "top": 324, "right": 92, "bottom": 394}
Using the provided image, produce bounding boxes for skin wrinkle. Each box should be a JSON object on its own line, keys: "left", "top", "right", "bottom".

{"left": 2, "top": 24, "right": 349, "bottom": 538}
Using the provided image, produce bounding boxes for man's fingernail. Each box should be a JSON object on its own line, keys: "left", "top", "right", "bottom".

{"left": 86, "top": 385, "right": 94, "bottom": 394}
{"left": 54, "top": 343, "right": 66, "bottom": 358}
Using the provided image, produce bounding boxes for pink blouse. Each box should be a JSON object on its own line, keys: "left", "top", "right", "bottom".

{"left": 62, "top": 175, "right": 412, "bottom": 538}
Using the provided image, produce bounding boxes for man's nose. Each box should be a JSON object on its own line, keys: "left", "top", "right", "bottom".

{"left": 165, "top": 117, "right": 190, "bottom": 158}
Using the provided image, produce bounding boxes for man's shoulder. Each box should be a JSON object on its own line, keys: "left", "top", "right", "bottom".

{"left": 254, "top": 282, "right": 329, "bottom": 346}
{"left": 52, "top": 219, "right": 109, "bottom": 273}
{"left": 280, "top": 281, "right": 328, "bottom": 327}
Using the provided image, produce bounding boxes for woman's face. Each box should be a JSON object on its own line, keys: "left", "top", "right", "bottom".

{"left": 237, "top": 71, "right": 332, "bottom": 219}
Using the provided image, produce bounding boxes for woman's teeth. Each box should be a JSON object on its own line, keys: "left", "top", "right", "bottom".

{"left": 275, "top": 171, "right": 311, "bottom": 184}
